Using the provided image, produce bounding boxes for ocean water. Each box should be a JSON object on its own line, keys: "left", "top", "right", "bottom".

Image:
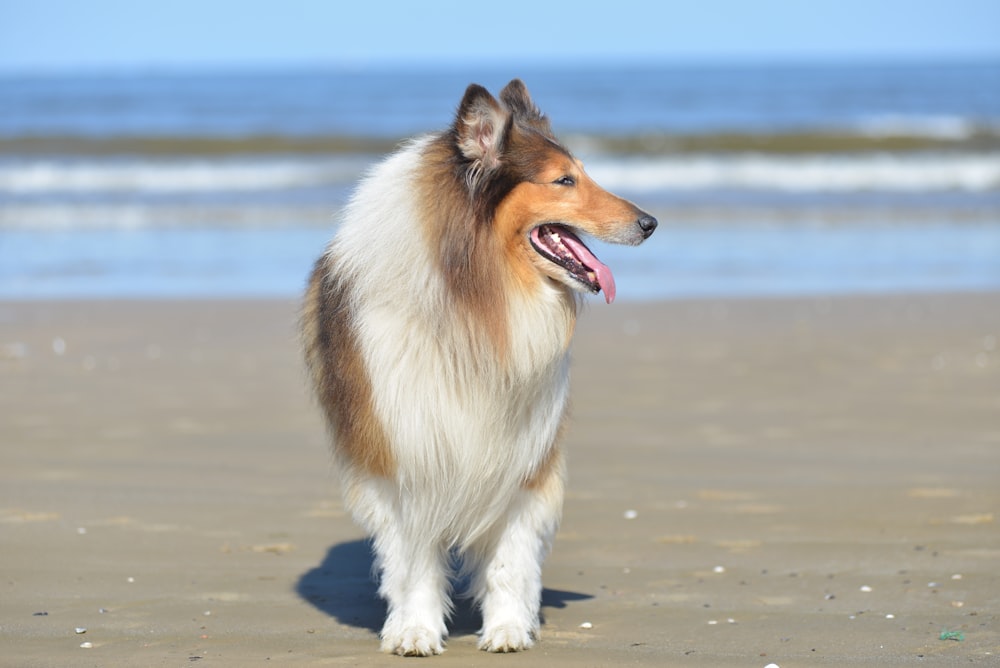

{"left": 1, "top": 62, "right": 999, "bottom": 300}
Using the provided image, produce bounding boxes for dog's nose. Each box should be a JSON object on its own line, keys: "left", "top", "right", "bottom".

{"left": 637, "top": 214, "right": 658, "bottom": 239}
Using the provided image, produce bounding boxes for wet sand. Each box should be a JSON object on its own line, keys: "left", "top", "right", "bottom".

{"left": 1, "top": 294, "right": 998, "bottom": 666}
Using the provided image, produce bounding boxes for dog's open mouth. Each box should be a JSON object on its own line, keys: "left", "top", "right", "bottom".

{"left": 529, "top": 224, "right": 616, "bottom": 304}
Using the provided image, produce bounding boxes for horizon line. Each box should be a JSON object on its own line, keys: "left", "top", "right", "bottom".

{"left": 1, "top": 52, "right": 999, "bottom": 78}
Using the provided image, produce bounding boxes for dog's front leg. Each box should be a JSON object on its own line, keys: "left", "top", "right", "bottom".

{"left": 471, "top": 455, "right": 565, "bottom": 652}
{"left": 373, "top": 523, "right": 451, "bottom": 656}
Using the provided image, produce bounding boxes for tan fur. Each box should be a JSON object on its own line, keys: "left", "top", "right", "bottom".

{"left": 415, "top": 137, "right": 512, "bottom": 360}
{"left": 523, "top": 440, "right": 564, "bottom": 491}
{"left": 302, "top": 255, "right": 395, "bottom": 477}
{"left": 493, "top": 147, "right": 648, "bottom": 300}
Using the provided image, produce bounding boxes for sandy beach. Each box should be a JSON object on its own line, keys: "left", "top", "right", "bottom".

{"left": 1, "top": 293, "right": 998, "bottom": 666}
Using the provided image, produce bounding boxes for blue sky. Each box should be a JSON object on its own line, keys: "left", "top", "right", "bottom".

{"left": 1, "top": 0, "right": 998, "bottom": 73}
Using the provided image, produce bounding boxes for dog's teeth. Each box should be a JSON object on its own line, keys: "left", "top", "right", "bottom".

{"left": 586, "top": 271, "right": 596, "bottom": 282}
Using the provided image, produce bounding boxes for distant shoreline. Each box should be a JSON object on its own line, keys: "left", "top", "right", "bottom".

{"left": 2, "top": 56, "right": 999, "bottom": 79}
{"left": 2, "top": 129, "right": 998, "bottom": 157}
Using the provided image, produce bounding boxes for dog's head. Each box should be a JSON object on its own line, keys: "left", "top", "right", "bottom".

{"left": 450, "top": 79, "right": 656, "bottom": 304}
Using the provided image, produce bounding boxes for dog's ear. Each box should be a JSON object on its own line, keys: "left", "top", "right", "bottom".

{"left": 500, "top": 79, "right": 540, "bottom": 120}
{"left": 454, "top": 84, "right": 510, "bottom": 174}
{"left": 500, "top": 79, "right": 552, "bottom": 134}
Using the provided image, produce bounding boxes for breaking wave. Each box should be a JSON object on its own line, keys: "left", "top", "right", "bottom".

{"left": 0, "top": 156, "right": 371, "bottom": 195}
{"left": 586, "top": 153, "right": 1000, "bottom": 193}
{"left": 2, "top": 152, "right": 997, "bottom": 199}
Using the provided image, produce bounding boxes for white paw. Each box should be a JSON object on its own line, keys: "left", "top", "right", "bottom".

{"left": 380, "top": 624, "right": 445, "bottom": 657}
{"left": 478, "top": 623, "right": 536, "bottom": 653}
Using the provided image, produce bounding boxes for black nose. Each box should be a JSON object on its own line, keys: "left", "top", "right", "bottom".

{"left": 637, "top": 214, "right": 658, "bottom": 239}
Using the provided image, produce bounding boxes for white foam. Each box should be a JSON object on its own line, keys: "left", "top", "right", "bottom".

{"left": 1, "top": 152, "right": 998, "bottom": 200}
{"left": 0, "top": 157, "right": 369, "bottom": 195}
{"left": 0, "top": 203, "right": 337, "bottom": 230}
{"left": 855, "top": 114, "right": 977, "bottom": 140}
{"left": 586, "top": 153, "right": 1000, "bottom": 193}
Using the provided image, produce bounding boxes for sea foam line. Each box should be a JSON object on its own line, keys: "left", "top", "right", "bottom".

{"left": 585, "top": 153, "right": 1000, "bottom": 193}
{"left": 0, "top": 157, "right": 370, "bottom": 194}
{"left": 0, "top": 153, "right": 998, "bottom": 196}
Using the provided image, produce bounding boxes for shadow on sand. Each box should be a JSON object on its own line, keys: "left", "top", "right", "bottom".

{"left": 296, "top": 539, "right": 593, "bottom": 636}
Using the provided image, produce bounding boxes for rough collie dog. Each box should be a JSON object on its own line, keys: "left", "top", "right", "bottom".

{"left": 301, "top": 79, "right": 656, "bottom": 656}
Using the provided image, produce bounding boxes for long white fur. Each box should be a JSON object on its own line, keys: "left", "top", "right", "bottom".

{"left": 325, "top": 137, "right": 573, "bottom": 654}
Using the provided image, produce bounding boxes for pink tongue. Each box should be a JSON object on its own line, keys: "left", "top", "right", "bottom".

{"left": 561, "top": 232, "right": 617, "bottom": 304}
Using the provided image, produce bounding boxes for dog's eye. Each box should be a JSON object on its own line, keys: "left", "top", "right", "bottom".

{"left": 553, "top": 175, "right": 576, "bottom": 186}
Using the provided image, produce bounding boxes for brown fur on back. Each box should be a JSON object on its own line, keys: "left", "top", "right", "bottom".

{"left": 301, "top": 255, "right": 395, "bottom": 477}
